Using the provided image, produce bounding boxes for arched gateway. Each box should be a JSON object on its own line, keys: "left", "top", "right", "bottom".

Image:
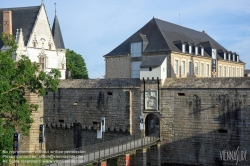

{"left": 145, "top": 113, "right": 160, "bottom": 136}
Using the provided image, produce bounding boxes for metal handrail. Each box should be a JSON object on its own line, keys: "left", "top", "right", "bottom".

{"left": 45, "top": 132, "right": 159, "bottom": 165}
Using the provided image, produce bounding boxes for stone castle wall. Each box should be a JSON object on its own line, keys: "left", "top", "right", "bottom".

{"left": 22, "top": 77, "right": 250, "bottom": 165}
{"left": 43, "top": 79, "right": 142, "bottom": 150}
{"left": 159, "top": 78, "right": 250, "bottom": 165}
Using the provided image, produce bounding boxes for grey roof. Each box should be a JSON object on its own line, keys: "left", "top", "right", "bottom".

{"left": 140, "top": 55, "right": 166, "bottom": 68}
{"left": 104, "top": 18, "right": 234, "bottom": 58}
{"left": 59, "top": 78, "right": 140, "bottom": 89}
{"left": 52, "top": 14, "right": 65, "bottom": 49}
{"left": 0, "top": 6, "right": 40, "bottom": 48}
{"left": 163, "top": 78, "right": 250, "bottom": 89}
{"left": 244, "top": 70, "right": 250, "bottom": 75}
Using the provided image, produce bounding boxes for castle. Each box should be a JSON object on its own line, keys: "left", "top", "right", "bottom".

{"left": 1, "top": 2, "right": 250, "bottom": 166}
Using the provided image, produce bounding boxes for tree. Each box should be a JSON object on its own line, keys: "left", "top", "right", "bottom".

{"left": 0, "top": 33, "right": 61, "bottom": 164}
{"left": 66, "top": 49, "right": 88, "bottom": 79}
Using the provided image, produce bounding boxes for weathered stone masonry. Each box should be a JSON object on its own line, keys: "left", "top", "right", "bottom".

{"left": 43, "top": 79, "right": 142, "bottom": 150}
{"left": 26, "top": 77, "right": 250, "bottom": 165}
{"left": 159, "top": 78, "right": 250, "bottom": 165}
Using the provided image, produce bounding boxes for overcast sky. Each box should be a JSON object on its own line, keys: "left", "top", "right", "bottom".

{"left": 2, "top": 0, "right": 250, "bottom": 78}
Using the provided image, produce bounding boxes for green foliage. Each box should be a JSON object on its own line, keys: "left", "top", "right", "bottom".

{"left": 66, "top": 49, "right": 88, "bottom": 79}
{"left": 0, "top": 33, "right": 61, "bottom": 164}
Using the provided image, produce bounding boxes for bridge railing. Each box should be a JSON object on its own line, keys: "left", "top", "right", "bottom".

{"left": 83, "top": 131, "right": 160, "bottom": 164}
{"left": 45, "top": 132, "right": 159, "bottom": 165}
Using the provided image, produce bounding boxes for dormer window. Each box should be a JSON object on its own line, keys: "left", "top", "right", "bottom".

{"left": 228, "top": 53, "right": 231, "bottom": 61}
{"left": 195, "top": 46, "right": 198, "bottom": 55}
{"left": 237, "top": 55, "right": 239, "bottom": 62}
{"left": 224, "top": 52, "right": 226, "bottom": 60}
{"left": 201, "top": 48, "right": 204, "bottom": 56}
{"left": 189, "top": 45, "right": 192, "bottom": 54}
{"left": 212, "top": 49, "right": 216, "bottom": 59}
{"left": 233, "top": 54, "right": 235, "bottom": 61}
{"left": 131, "top": 42, "right": 142, "bottom": 57}
{"left": 182, "top": 44, "right": 186, "bottom": 53}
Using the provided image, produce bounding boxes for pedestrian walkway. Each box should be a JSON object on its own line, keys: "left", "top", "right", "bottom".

{"left": 46, "top": 133, "right": 159, "bottom": 166}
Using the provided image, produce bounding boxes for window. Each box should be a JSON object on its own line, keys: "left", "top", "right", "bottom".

{"left": 194, "top": 62, "right": 198, "bottom": 75}
{"left": 181, "top": 61, "right": 185, "bottom": 74}
{"left": 195, "top": 47, "right": 198, "bottom": 55}
{"left": 200, "top": 63, "right": 204, "bottom": 76}
{"left": 218, "top": 66, "right": 222, "bottom": 77}
{"left": 189, "top": 46, "right": 192, "bottom": 54}
{"left": 224, "top": 66, "right": 226, "bottom": 77}
{"left": 182, "top": 44, "right": 186, "bottom": 53}
{"left": 232, "top": 67, "right": 235, "bottom": 77}
{"left": 131, "top": 42, "right": 142, "bottom": 57}
{"left": 206, "top": 64, "right": 209, "bottom": 76}
{"left": 201, "top": 48, "right": 204, "bottom": 56}
{"left": 240, "top": 68, "right": 242, "bottom": 77}
{"left": 39, "top": 57, "right": 45, "bottom": 69}
{"left": 149, "top": 67, "right": 152, "bottom": 71}
{"left": 189, "top": 61, "right": 192, "bottom": 75}
{"left": 236, "top": 68, "right": 238, "bottom": 77}
{"left": 174, "top": 60, "right": 178, "bottom": 74}
{"left": 228, "top": 67, "right": 230, "bottom": 77}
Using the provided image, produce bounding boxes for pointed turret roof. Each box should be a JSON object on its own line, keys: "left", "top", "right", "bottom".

{"left": 52, "top": 14, "right": 65, "bottom": 49}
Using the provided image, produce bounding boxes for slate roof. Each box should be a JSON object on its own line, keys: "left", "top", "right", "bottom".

{"left": 163, "top": 78, "right": 250, "bottom": 89}
{"left": 140, "top": 55, "right": 166, "bottom": 68}
{"left": 104, "top": 18, "right": 233, "bottom": 58}
{"left": 244, "top": 70, "right": 250, "bottom": 75}
{"left": 0, "top": 6, "right": 40, "bottom": 48}
{"left": 59, "top": 78, "right": 141, "bottom": 89}
{"left": 52, "top": 14, "right": 65, "bottom": 49}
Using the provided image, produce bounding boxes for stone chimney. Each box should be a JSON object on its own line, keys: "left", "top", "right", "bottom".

{"left": 3, "top": 11, "right": 12, "bottom": 35}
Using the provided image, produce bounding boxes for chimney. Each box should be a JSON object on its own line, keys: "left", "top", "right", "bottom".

{"left": 3, "top": 11, "right": 12, "bottom": 35}
{"left": 202, "top": 30, "right": 206, "bottom": 34}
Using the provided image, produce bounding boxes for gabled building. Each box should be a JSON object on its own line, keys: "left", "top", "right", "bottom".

{"left": 0, "top": 2, "right": 66, "bottom": 79}
{"left": 104, "top": 18, "right": 245, "bottom": 80}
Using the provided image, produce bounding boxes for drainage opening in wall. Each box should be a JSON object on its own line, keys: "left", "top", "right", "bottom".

{"left": 107, "top": 92, "right": 113, "bottom": 95}
{"left": 218, "top": 129, "right": 228, "bottom": 133}
{"left": 177, "top": 93, "right": 185, "bottom": 96}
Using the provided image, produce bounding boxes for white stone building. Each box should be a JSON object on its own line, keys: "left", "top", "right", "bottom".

{"left": 0, "top": 2, "right": 66, "bottom": 79}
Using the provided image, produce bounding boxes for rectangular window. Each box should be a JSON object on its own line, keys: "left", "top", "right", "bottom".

{"left": 39, "top": 57, "right": 45, "bottom": 69}
{"left": 194, "top": 62, "right": 198, "bottom": 75}
{"left": 236, "top": 68, "right": 238, "bottom": 77}
{"left": 240, "top": 68, "right": 242, "bottom": 77}
{"left": 174, "top": 60, "right": 178, "bottom": 74}
{"left": 206, "top": 64, "right": 209, "bottom": 76}
{"left": 219, "top": 66, "right": 222, "bottom": 77}
{"left": 232, "top": 68, "right": 235, "bottom": 77}
{"left": 131, "top": 42, "right": 142, "bottom": 57}
{"left": 149, "top": 67, "right": 152, "bottom": 71}
{"left": 181, "top": 61, "right": 185, "bottom": 74}
{"left": 200, "top": 63, "right": 204, "bottom": 76}
{"left": 228, "top": 67, "right": 230, "bottom": 77}
{"left": 189, "top": 61, "right": 192, "bottom": 75}
{"left": 182, "top": 44, "right": 186, "bottom": 53}
{"left": 224, "top": 66, "right": 226, "bottom": 77}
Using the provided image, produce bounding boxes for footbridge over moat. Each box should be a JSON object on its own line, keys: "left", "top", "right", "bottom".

{"left": 46, "top": 132, "right": 160, "bottom": 166}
